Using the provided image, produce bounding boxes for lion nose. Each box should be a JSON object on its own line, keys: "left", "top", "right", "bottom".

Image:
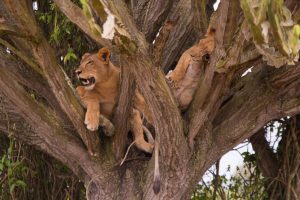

{"left": 76, "top": 70, "right": 82, "bottom": 76}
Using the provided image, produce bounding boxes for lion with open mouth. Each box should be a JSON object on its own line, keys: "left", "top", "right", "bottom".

{"left": 75, "top": 47, "right": 153, "bottom": 154}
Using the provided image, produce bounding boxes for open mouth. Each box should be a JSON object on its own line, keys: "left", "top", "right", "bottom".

{"left": 79, "top": 77, "right": 96, "bottom": 86}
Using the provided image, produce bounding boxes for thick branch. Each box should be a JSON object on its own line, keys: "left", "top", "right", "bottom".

{"left": 182, "top": 64, "right": 300, "bottom": 199}
{"left": 152, "top": 21, "right": 174, "bottom": 67}
{"left": 112, "top": 61, "right": 135, "bottom": 160}
{"left": 35, "top": 39, "right": 101, "bottom": 155}
{"left": 212, "top": 64, "right": 300, "bottom": 159}
{"left": 0, "top": 62, "right": 121, "bottom": 198}
{"left": 192, "top": 0, "right": 210, "bottom": 35}
{"left": 130, "top": 0, "right": 149, "bottom": 29}
{"left": 0, "top": 38, "right": 43, "bottom": 76}
{"left": 0, "top": 49, "right": 68, "bottom": 121}
{"left": 0, "top": 68, "right": 102, "bottom": 180}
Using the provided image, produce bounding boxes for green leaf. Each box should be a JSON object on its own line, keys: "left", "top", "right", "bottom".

{"left": 8, "top": 177, "right": 16, "bottom": 185}
{"left": 9, "top": 183, "right": 16, "bottom": 193}
{"left": 293, "top": 24, "right": 300, "bottom": 37}
{"left": 8, "top": 138, "right": 14, "bottom": 156}
{"left": 63, "top": 48, "right": 78, "bottom": 64}
{"left": 8, "top": 168, "right": 13, "bottom": 177}
{"left": 15, "top": 180, "right": 26, "bottom": 188}
{"left": 1, "top": 154, "right": 7, "bottom": 163}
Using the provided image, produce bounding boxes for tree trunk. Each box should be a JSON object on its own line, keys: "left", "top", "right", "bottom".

{"left": 1, "top": 0, "right": 300, "bottom": 199}
{"left": 251, "top": 115, "right": 300, "bottom": 200}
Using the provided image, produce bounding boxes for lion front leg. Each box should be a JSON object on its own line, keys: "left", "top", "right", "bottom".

{"left": 165, "top": 52, "right": 191, "bottom": 86}
{"left": 85, "top": 101, "right": 100, "bottom": 131}
{"left": 131, "top": 109, "right": 154, "bottom": 153}
{"left": 76, "top": 86, "right": 86, "bottom": 98}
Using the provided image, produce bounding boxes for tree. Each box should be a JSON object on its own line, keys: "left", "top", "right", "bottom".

{"left": 1, "top": 0, "right": 300, "bottom": 199}
{"left": 192, "top": 115, "right": 300, "bottom": 200}
{"left": 250, "top": 115, "right": 300, "bottom": 200}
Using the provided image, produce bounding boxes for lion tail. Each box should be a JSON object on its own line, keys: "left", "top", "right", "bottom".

{"left": 153, "top": 140, "right": 160, "bottom": 194}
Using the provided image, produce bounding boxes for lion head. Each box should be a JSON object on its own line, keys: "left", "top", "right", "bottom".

{"left": 75, "top": 48, "right": 111, "bottom": 90}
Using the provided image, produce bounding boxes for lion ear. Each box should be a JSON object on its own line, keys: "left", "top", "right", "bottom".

{"left": 205, "top": 26, "right": 216, "bottom": 37}
{"left": 82, "top": 53, "right": 91, "bottom": 61}
{"left": 98, "top": 47, "right": 110, "bottom": 64}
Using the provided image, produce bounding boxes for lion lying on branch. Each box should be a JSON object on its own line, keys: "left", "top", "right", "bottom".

{"left": 166, "top": 27, "right": 215, "bottom": 110}
{"left": 75, "top": 48, "right": 153, "bottom": 154}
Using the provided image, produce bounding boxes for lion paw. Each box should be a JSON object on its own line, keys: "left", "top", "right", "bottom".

{"left": 85, "top": 111, "right": 100, "bottom": 131}
{"left": 135, "top": 140, "right": 154, "bottom": 153}
{"left": 167, "top": 77, "right": 178, "bottom": 89}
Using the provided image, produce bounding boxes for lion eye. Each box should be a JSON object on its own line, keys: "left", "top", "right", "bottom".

{"left": 87, "top": 60, "right": 93, "bottom": 65}
{"left": 202, "top": 53, "right": 210, "bottom": 62}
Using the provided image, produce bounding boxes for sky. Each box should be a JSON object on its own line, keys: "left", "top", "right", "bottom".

{"left": 214, "top": 0, "right": 221, "bottom": 10}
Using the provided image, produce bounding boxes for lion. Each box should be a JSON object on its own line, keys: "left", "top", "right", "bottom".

{"left": 75, "top": 47, "right": 153, "bottom": 154}
{"left": 166, "top": 27, "right": 215, "bottom": 110}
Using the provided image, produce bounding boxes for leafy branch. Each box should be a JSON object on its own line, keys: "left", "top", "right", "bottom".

{"left": 241, "top": 0, "right": 300, "bottom": 67}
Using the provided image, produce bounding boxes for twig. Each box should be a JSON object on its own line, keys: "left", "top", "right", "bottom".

{"left": 143, "top": 125, "right": 154, "bottom": 145}
{"left": 120, "top": 141, "right": 136, "bottom": 166}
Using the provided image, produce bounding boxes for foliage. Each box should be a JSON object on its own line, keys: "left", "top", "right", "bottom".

{"left": 191, "top": 149, "right": 268, "bottom": 200}
{"left": 0, "top": 138, "right": 27, "bottom": 199}
{"left": 192, "top": 116, "right": 300, "bottom": 200}
{"left": 241, "top": 0, "right": 300, "bottom": 67}
{"left": 0, "top": 134, "right": 86, "bottom": 200}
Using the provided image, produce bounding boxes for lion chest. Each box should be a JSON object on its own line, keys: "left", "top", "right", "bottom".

{"left": 95, "top": 83, "right": 119, "bottom": 119}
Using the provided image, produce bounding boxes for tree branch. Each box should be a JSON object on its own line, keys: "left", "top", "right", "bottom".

{"left": 112, "top": 60, "right": 135, "bottom": 160}
{"left": 52, "top": 0, "right": 112, "bottom": 48}
{"left": 212, "top": 64, "right": 300, "bottom": 160}
{"left": 85, "top": 0, "right": 149, "bottom": 54}
{"left": 192, "top": 0, "right": 211, "bottom": 35}
{"left": 0, "top": 49, "right": 68, "bottom": 121}
{"left": 152, "top": 21, "right": 174, "bottom": 67}
{"left": 187, "top": 0, "right": 242, "bottom": 148}
{"left": 0, "top": 38, "right": 43, "bottom": 76}
{"left": 183, "top": 64, "right": 300, "bottom": 195}
{"left": 0, "top": 68, "right": 102, "bottom": 180}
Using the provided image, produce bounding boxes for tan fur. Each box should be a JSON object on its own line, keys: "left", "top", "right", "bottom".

{"left": 166, "top": 28, "right": 215, "bottom": 110}
{"left": 75, "top": 48, "right": 153, "bottom": 153}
